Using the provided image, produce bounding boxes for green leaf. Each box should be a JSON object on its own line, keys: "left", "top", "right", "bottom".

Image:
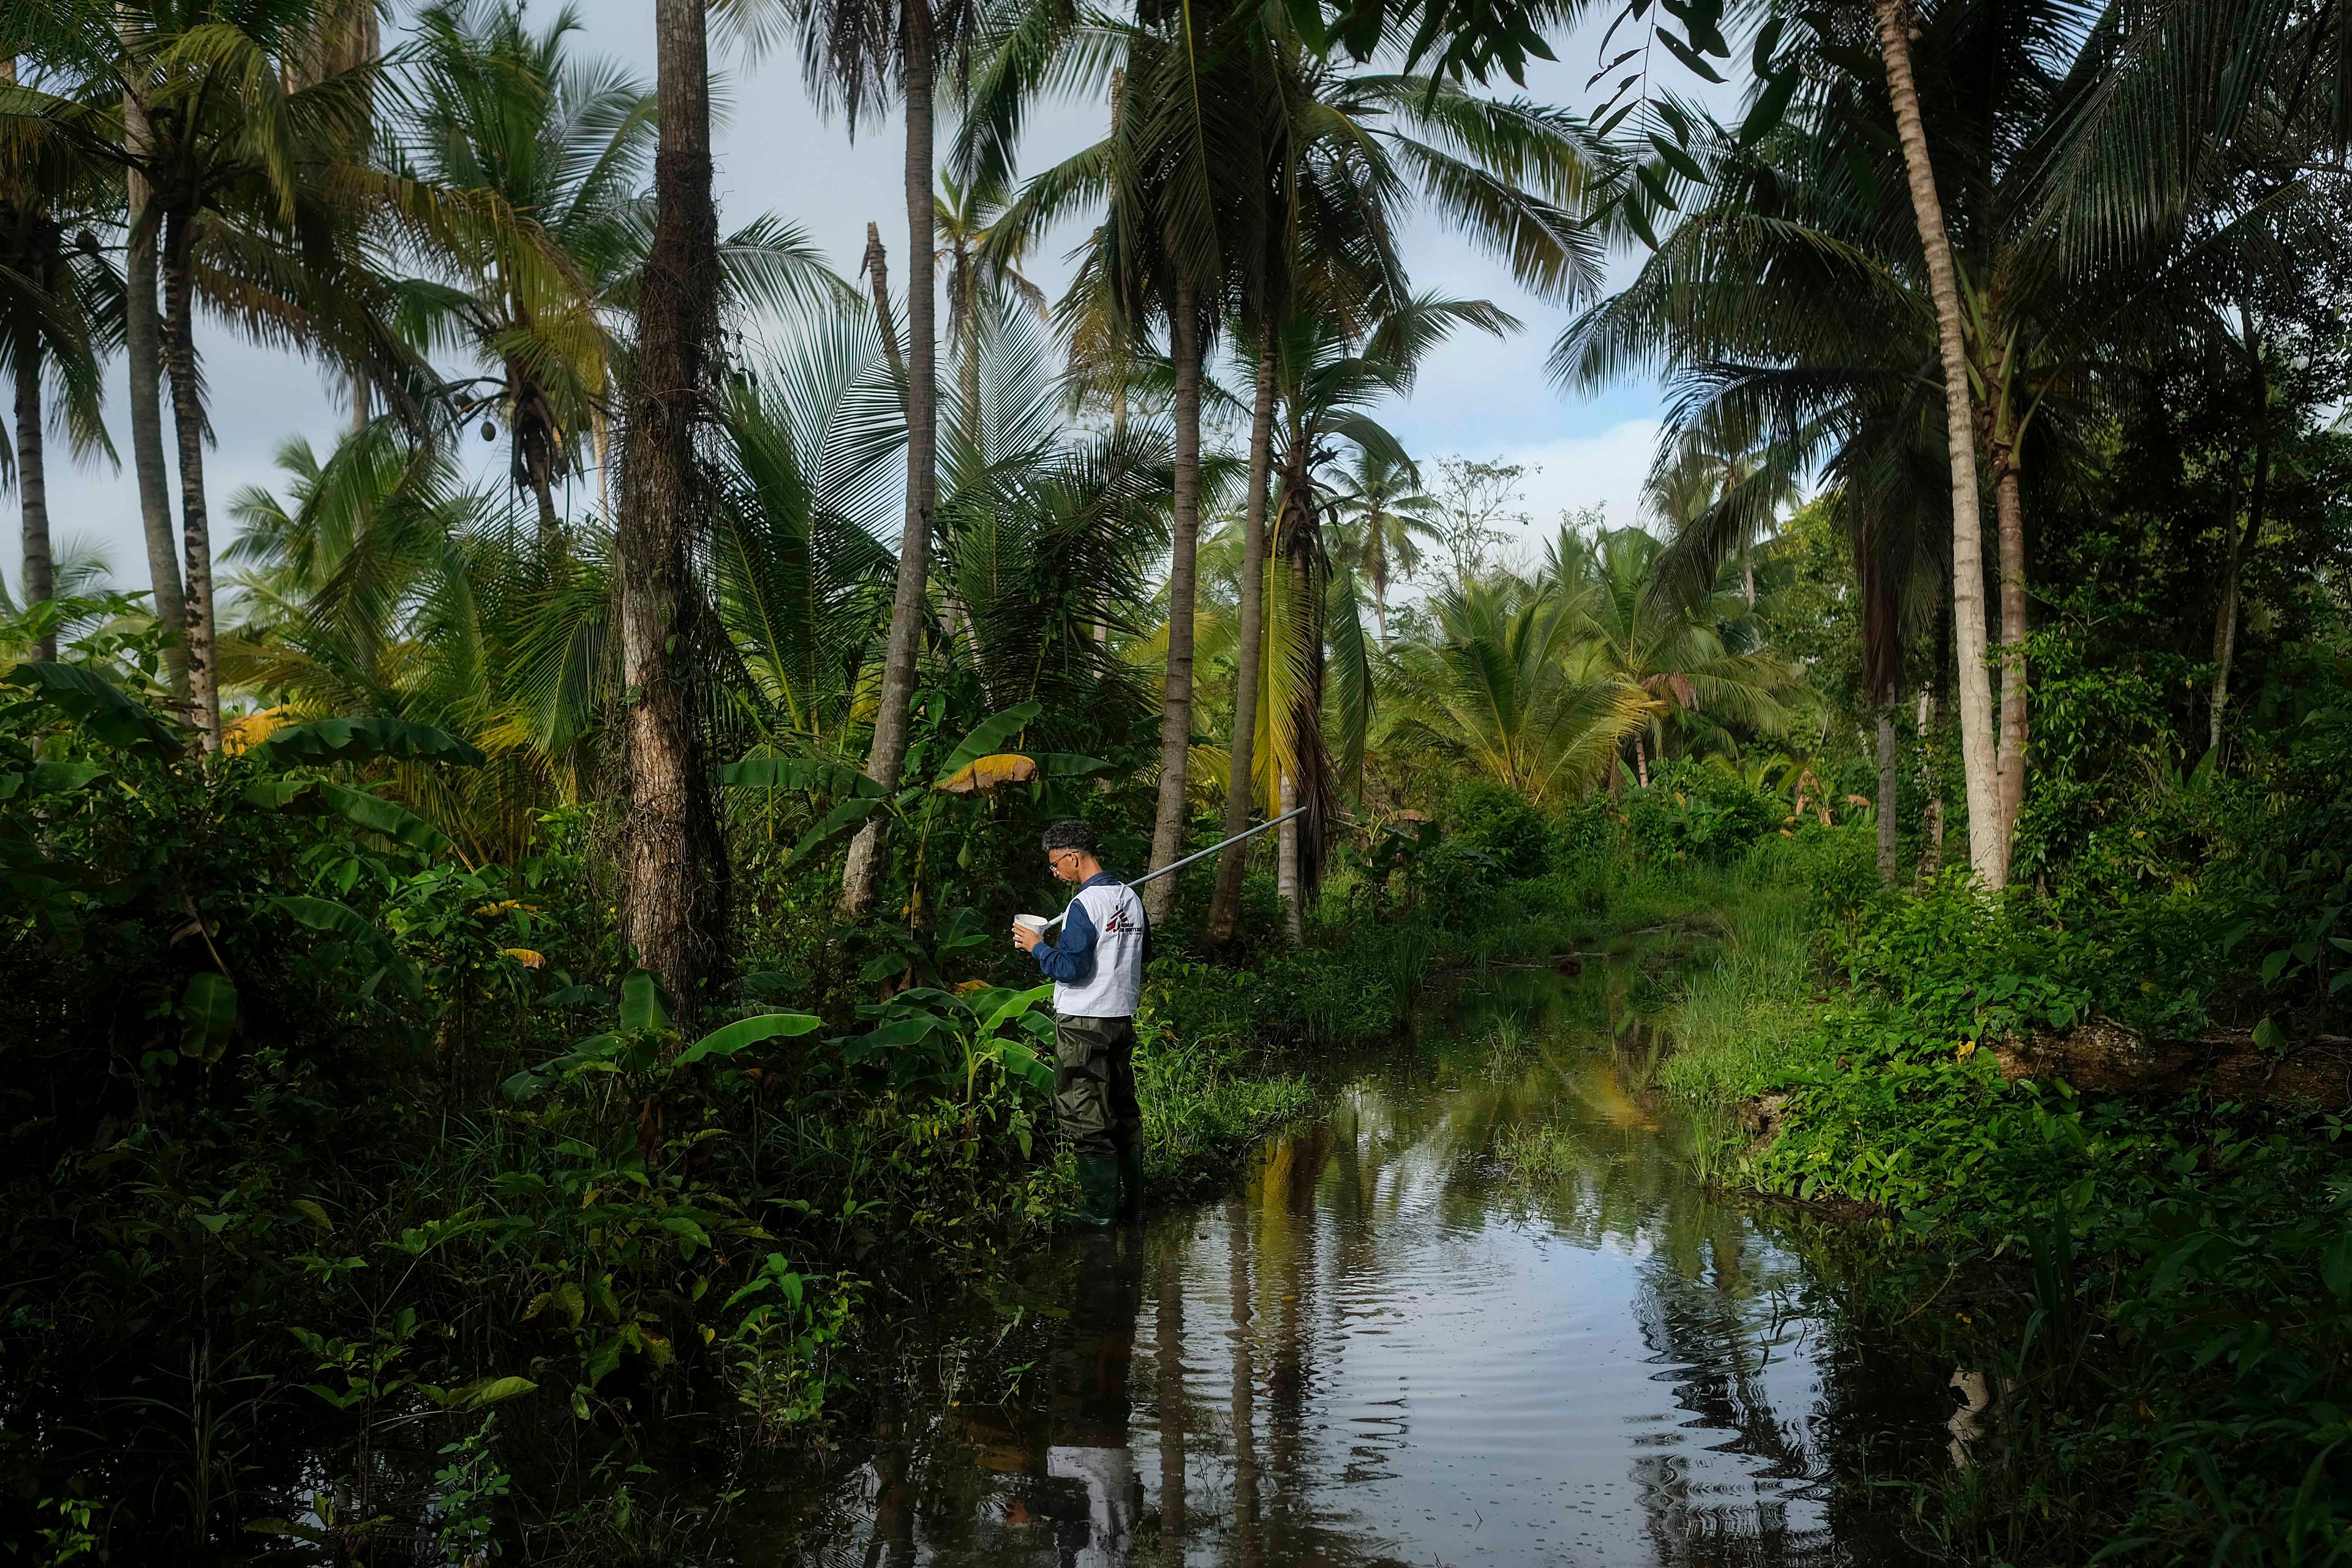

{"left": 720, "top": 754, "right": 886, "bottom": 797}
{"left": 453, "top": 1375, "right": 537, "bottom": 1409}
{"left": 993, "top": 1039, "right": 1056, "bottom": 1096}
{"left": 1648, "top": 132, "right": 1708, "bottom": 185}
{"left": 982, "top": 983, "right": 1055, "bottom": 1038}
{"left": 783, "top": 794, "right": 887, "bottom": 869}
{"left": 2324, "top": 1229, "right": 2352, "bottom": 1300}
{"left": 2253, "top": 1017, "right": 2290, "bottom": 1055}
{"left": 932, "top": 702, "right": 1045, "bottom": 786}
{"left": 27, "top": 760, "right": 103, "bottom": 794}
{"left": 290, "top": 1199, "right": 334, "bottom": 1232}
{"left": 1740, "top": 70, "right": 1799, "bottom": 148}
{"left": 251, "top": 715, "right": 484, "bottom": 768}
{"left": 1621, "top": 192, "right": 1662, "bottom": 250}
{"left": 676, "top": 1012, "right": 822, "bottom": 1065}
{"left": 1036, "top": 753, "right": 1115, "bottom": 779}
{"left": 4, "top": 661, "right": 183, "bottom": 755}
{"left": 619, "top": 970, "right": 673, "bottom": 1033}
{"left": 243, "top": 778, "right": 451, "bottom": 856}
{"left": 181, "top": 971, "right": 239, "bottom": 1063}
{"left": 1656, "top": 29, "right": 1726, "bottom": 83}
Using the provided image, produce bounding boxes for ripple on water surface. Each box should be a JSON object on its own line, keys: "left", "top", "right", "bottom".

{"left": 751, "top": 971, "right": 1947, "bottom": 1566}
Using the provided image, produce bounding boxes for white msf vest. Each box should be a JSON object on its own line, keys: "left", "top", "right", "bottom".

{"left": 1053, "top": 879, "right": 1148, "bottom": 1017}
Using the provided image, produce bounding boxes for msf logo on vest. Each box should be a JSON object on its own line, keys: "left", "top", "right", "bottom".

{"left": 1101, "top": 903, "right": 1137, "bottom": 936}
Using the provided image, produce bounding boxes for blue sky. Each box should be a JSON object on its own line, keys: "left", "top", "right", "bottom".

{"left": 22, "top": 2, "right": 1735, "bottom": 604}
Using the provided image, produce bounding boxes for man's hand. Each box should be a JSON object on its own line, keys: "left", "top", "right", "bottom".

{"left": 1011, "top": 923, "right": 1041, "bottom": 954}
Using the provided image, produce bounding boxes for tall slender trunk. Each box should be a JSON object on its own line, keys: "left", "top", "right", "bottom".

{"left": 1369, "top": 509, "right": 1390, "bottom": 645}
{"left": 530, "top": 470, "right": 561, "bottom": 544}
{"left": 1876, "top": 711, "right": 1899, "bottom": 886}
{"left": 1917, "top": 683, "right": 1946, "bottom": 883}
{"left": 957, "top": 296, "right": 981, "bottom": 458}
{"left": 120, "top": 57, "right": 188, "bottom": 695}
{"left": 1992, "top": 448, "right": 2027, "bottom": 863}
{"left": 1208, "top": 331, "right": 1276, "bottom": 944}
{"left": 861, "top": 222, "right": 909, "bottom": 402}
{"left": 1874, "top": 0, "right": 2003, "bottom": 890}
{"left": 841, "top": 10, "right": 938, "bottom": 918}
{"left": 2211, "top": 341, "right": 2271, "bottom": 755}
{"left": 1144, "top": 280, "right": 1203, "bottom": 927}
{"left": 1275, "top": 767, "right": 1300, "bottom": 944}
{"left": 616, "top": 0, "right": 729, "bottom": 1011}
{"left": 16, "top": 338, "right": 54, "bottom": 661}
{"left": 161, "top": 214, "right": 219, "bottom": 749}
{"left": 1634, "top": 733, "right": 1649, "bottom": 789}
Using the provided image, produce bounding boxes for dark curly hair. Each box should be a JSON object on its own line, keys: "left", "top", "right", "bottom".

{"left": 1040, "top": 819, "right": 1098, "bottom": 855}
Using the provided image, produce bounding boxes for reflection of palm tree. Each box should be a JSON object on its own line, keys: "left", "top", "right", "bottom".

{"left": 1154, "top": 1242, "right": 1186, "bottom": 1567}
{"left": 1228, "top": 1195, "right": 1263, "bottom": 1568}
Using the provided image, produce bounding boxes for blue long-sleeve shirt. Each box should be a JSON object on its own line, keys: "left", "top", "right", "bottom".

{"left": 1031, "top": 872, "right": 1114, "bottom": 984}
{"left": 1031, "top": 872, "right": 1150, "bottom": 1014}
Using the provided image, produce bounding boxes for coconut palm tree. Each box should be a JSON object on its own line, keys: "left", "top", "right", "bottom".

{"left": 1380, "top": 575, "right": 1648, "bottom": 805}
{"left": 1544, "top": 524, "right": 1797, "bottom": 783}
{"left": 0, "top": 72, "right": 117, "bottom": 663}
{"left": 1325, "top": 448, "right": 1439, "bottom": 644}
{"left": 23, "top": 0, "right": 405, "bottom": 749}
{"left": 394, "top": 0, "right": 657, "bottom": 541}
{"left": 786, "top": 0, "right": 986, "bottom": 917}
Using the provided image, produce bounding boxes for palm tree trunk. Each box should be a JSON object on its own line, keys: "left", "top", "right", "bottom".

{"left": 1144, "top": 279, "right": 1204, "bottom": 929}
{"left": 1208, "top": 330, "right": 1276, "bottom": 944}
{"left": 1917, "top": 684, "right": 1945, "bottom": 883}
{"left": 1368, "top": 505, "right": 1390, "bottom": 645}
{"left": 1874, "top": 0, "right": 2003, "bottom": 891}
{"left": 161, "top": 214, "right": 219, "bottom": 750}
{"left": 530, "top": 470, "right": 562, "bottom": 545}
{"left": 16, "top": 337, "right": 54, "bottom": 662}
{"left": 1876, "top": 710, "right": 1899, "bottom": 886}
{"left": 121, "top": 62, "right": 188, "bottom": 696}
{"left": 1634, "top": 733, "right": 1649, "bottom": 789}
{"left": 861, "top": 222, "right": 909, "bottom": 401}
{"left": 615, "top": 0, "right": 729, "bottom": 1012}
{"left": 1275, "top": 767, "right": 1300, "bottom": 945}
{"left": 841, "top": 4, "right": 938, "bottom": 918}
{"left": 958, "top": 293, "right": 981, "bottom": 458}
{"left": 2211, "top": 344, "right": 2271, "bottom": 755}
{"left": 1992, "top": 450, "right": 2027, "bottom": 862}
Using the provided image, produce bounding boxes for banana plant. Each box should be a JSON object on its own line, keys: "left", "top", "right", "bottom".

{"left": 500, "top": 970, "right": 821, "bottom": 1101}
{"left": 723, "top": 699, "right": 1107, "bottom": 867}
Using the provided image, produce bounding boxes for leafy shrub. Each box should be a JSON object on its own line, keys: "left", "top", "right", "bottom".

{"left": 1447, "top": 778, "right": 1557, "bottom": 875}
{"left": 1624, "top": 759, "right": 1782, "bottom": 864}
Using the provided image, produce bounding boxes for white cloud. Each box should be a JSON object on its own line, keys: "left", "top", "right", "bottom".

{"left": 1416, "top": 419, "right": 1664, "bottom": 577}
{"left": 18, "top": 2, "right": 1708, "bottom": 607}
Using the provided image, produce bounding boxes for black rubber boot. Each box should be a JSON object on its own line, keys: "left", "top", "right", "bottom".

{"left": 1115, "top": 1145, "right": 1147, "bottom": 1224}
{"left": 1072, "top": 1152, "right": 1121, "bottom": 1228}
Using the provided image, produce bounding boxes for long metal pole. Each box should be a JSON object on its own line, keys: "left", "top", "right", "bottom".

{"left": 1129, "top": 805, "right": 1305, "bottom": 889}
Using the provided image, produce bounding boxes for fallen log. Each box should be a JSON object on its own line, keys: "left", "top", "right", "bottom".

{"left": 1994, "top": 1019, "right": 2352, "bottom": 1112}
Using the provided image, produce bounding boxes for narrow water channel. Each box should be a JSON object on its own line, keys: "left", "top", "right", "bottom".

{"left": 731, "top": 955, "right": 1956, "bottom": 1566}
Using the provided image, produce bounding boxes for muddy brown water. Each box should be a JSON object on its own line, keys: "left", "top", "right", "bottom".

{"left": 722, "top": 959, "right": 1960, "bottom": 1566}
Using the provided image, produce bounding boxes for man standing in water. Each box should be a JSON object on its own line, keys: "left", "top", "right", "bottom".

{"left": 1013, "top": 820, "right": 1148, "bottom": 1227}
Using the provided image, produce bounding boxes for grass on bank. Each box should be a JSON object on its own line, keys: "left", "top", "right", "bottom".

{"left": 1618, "top": 826, "right": 2352, "bottom": 1566}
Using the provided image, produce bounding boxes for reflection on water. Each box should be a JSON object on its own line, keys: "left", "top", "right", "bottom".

{"left": 747, "top": 963, "right": 1945, "bottom": 1565}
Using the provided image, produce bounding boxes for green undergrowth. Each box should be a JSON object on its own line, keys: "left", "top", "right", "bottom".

{"left": 1636, "top": 827, "right": 2352, "bottom": 1565}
